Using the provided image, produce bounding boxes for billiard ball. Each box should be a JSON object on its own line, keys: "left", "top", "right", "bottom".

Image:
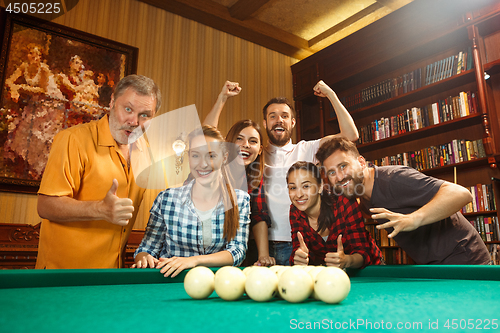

{"left": 183, "top": 266, "right": 215, "bottom": 299}
{"left": 308, "top": 266, "right": 325, "bottom": 300}
{"left": 214, "top": 266, "right": 246, "bottom": 301}
{"left": 245, "top": 267, "right": 278, "bottom": 302}
{"left": 301, "top": 265, "right": 315, "bottom": 274}
{"left": 314, "top": 267, "right": 351, "bottom": 304}
{"left": 269, "top": 265, "right": 283, "bottom": 274}
{"left": 276, "top": 266, "right": 290, "bottom": 279}
{"left": 243, "top": 266, "right": 256, "bottom": 276}
{"left": 278, "top": 266, "right": 313, "bottom": 303}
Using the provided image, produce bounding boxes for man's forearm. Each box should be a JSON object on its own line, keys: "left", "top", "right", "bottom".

{"left": 37, "top": 194, "right": 103, "bottom": 222}
{"left": 410, "top": 182, "right": 472, "bottom": 228}
{"left": 327, "top": 91, "right": 359, "bottom": 142}
{"left": 319, "top": 91, "right": 359, "bottom": 145}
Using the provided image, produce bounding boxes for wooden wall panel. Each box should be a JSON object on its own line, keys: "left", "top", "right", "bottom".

{"left": 0, "top": 192, "right": 41, "bottom": 225}
{"left": 0, "top": 0, "right": 296, "bottom": 228}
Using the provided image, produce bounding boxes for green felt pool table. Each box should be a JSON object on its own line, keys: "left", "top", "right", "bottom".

{"left": 1, "top": 265, "right": 499, "bottom": 333}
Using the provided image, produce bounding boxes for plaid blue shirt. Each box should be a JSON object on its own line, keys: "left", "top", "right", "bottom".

{"left": 135, "top": 181, "right": 250, "bottom": 266}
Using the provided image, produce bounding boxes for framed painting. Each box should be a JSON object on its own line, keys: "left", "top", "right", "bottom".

{"left": 0, "top": 10, "right": 138, "bottom": 193}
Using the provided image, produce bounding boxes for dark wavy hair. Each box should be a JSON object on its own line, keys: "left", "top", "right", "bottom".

{"left": 262, "top": 97, "right": 295, "bottom": 119}
{"left": 316, "top": 137, "right": 360, "bottom": 165}
{"left": 225, "top": 119, "right": 264, "bottom": 192}
{"left": 286, "top": 161, "right": 334, "bottom": 234}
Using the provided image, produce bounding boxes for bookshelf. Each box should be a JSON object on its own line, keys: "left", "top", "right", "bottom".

{"left": 291, "top": 0, "right": 500, "bottom": 265}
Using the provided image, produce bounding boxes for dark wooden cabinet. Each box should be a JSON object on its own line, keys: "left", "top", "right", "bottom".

{"left": 0, "top": 223, "right": 145, "bottom": 269}
{"left": 0, "top": 223, "right": 39, "bottom": 269}
{"left": 292, "top": 0, "right": 500, "bottom": 264}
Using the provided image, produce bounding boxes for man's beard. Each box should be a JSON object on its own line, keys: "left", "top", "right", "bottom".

{"left": 333, "top": 172, "right": 365, "bottom": 199}
{"left": 109, "top": 111, "right": 138, "bottom": 145}
{"left": 266, "top": 124, "right": 292, "bottom": 147}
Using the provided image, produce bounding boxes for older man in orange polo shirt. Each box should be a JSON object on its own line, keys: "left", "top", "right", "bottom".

{"left": 36, "top": 75, "right": 161, "bottom": 269}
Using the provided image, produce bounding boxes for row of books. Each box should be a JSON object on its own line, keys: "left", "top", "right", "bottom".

{"left": 425, "top": 48, "right": 473, "bottom": 86}
{"left": 468, "top": 215, "right": 500, "bottom": 242}
{"left": 378, "top": 228, "right": 397, "bottom": 247}
{"left": 381, "top": 248, "right": 415, "bottom": 265}
{"left": 358, "top": 91, "right": 478, "bottom": 144}
{"left": 341, "top": 68, "right": 423, "bottom": 111}
{"left": 462, "top": 184, "right": 497, "bottom": 214}
{"left": 365, "top": 224, "right": 414, "bottom": 264}
{"left": 367, "top": 138, "right": 487, "bottom": 171}
{"left": 341, "top": 49, "right": 473, "bottom": 112}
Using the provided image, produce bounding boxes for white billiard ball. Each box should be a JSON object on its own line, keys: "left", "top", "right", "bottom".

{"left": 314, "top": 267, "right": 351, "bottom": 304}
{"left": 269, "top": 265, "right": 283, "bottom": 274}
{"left": 278, "top": 266, "right": 313, "bottom": 303}
{"left": 271, "top": 266, "right": 289, "bottom": 299}
{"left": 243, "top": 266, "right": 256, "bottom": 276}
{"left": 301, "top": 265, "right": 315, "bottom": 274}
{"left": 276, "top": 266, "right": 290, "bottom": 279}
{"left": 308, "top": 266, "right": 325, "bottom": 299}
{"left": 214, "top": 266, "right": 246, "bottom": 301}
{"left": 183, "top": 266, "right": 215, "bottom": 299}
{"left": 245, "top": 267, "right": 278, "bottom": 302}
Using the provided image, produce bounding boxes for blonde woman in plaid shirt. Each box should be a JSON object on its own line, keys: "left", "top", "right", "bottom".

{"left": 133, "top": 125, "right": 250, "bottom": 277}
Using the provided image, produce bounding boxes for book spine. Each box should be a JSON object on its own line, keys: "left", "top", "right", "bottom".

{"left": 482, "top": 184, "right": 488, "bottom": 211}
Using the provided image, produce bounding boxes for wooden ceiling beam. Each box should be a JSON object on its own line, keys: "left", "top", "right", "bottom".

{"left": 374, "top": 0, "right": 400, "bottom": 10}
{"left": 229, "top": 0, "right": 271, "bottom": 21}
{"left": 308, "top": 2, "right": 384, "bottom": 47}
{"left": 138, "top": 0, "right": 312, "bottom": 59}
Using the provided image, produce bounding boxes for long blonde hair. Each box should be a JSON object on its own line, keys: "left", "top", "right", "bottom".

{"left": 188, "top": 125, "right": 240, "bottom": 242}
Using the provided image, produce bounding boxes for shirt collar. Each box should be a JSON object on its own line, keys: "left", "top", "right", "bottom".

{"left": 97, "top": 115, "right": 116, "bottom": 147}
{"left": 290, "top": 204, "right": 306, "bottom": 219}
{"left": 265, "top": 139, "right": 293, "bottom": 154}
{"left": 179, "top": 180, "right": 225, "bottom": 212}
{"left": 179, "top": 180, "right": 195, "bottom": 205}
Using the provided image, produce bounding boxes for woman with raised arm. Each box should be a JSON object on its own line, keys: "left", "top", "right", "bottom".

{"left": 203, "top": 81, "right": 275, "bottom": 266}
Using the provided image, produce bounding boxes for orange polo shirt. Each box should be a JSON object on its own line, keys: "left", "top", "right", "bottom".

{"left": 36, "top": 115, "right": 146, "bottom": 269}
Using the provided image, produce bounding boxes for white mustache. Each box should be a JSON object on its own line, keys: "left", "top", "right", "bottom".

{"left": 120, "top": 125, "right": 138, "bottom": 131}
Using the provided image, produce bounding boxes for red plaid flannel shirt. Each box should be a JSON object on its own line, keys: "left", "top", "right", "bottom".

{"left": 249, "top": 177, "right": 271, "bottom": 228}
{"left": 289, "top": 194, "right": 383, "bottom": 267}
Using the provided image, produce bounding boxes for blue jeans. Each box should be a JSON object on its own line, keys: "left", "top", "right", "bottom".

{"left": 268, "top": 241, "right": 292, "bottom": 266}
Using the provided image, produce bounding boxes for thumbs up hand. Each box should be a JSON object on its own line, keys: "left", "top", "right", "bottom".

{"left": 99, "top": 179, "right": 134, "bottom": 226}
{"left": 293, "top": 232, "right": 309, "bottom": 265}
{"left": 325, "top": 234, "right": 348, "bottom": 269}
